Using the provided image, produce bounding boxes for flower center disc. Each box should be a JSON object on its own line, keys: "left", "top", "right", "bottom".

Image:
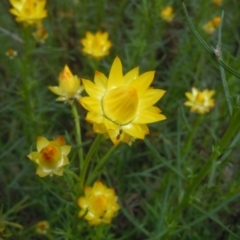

{"left": 90, "top": 195, "right": 108, "bottom": 217}
{"left": 102, "top": 86, "right": 138, "bottom": 125}
{"left": 39, "top": 145, "right": 61, "bottom": 168}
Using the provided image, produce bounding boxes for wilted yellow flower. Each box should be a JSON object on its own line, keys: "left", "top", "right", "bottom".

{"left": 80, "top": 31, "right": 112, "bottom": 59}
{"left": 5, "top": 48, "right": 17, "bottom": 59}
{"left": 184, "top": 87, "right": 215, "bottom": 114}
{"left": 9, "top": 0, "right": 47, "bottom": 25}
{"left": 27, "top": 136, "right": 71, "bottom": 177}
{"left": 78, "top": 180, "right": 120, "bottom": 225}
{"left": 203, "top": 16, "right": 221, "bottom": 34}
{"left": 213, "top": 0, "right": 222, "bottom": 5}
{"left": 48, "top": 65, "right": 84, "bottom": 103}
{"left": 160, "top": 6, "right": 175, "bottom": 22}
{"left": 32, "top": 22, "right": 48, "bottom": 43}
{"left": 79, "top": 57, "right": 166, "bottom": 145}
{"left": 36, "top": 221, "right": 49, "bottom": 234}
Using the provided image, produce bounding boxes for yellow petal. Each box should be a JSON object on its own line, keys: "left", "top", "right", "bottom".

{"left": 123, "top": 123, "right": 146, "bottom": 139}
{"left": 123, "top": 67, "right": 139, "bottom": 85}
{"left": 86, "top": 112, "right": 104, "bottom": 124}
{"left": 134, "top": 110, "right": 166, "bottom": 124}
{"left": 102, "top": 86, "right": 138, "bottom": 125}
{"left": 61, "top": 145, "right": 71, "bottom": 156}
{"left": 107, "top": 57, "right": 124, "bottom": 89}
{"left": 82, "top": 79, "right": 104, "bottom": 99}
{"left": 129, "top": 71, "right": 155, "bottom": 97}
{"left": 138, "top": 89, "right": 165, "bottom": 111}
{"left": 80, "top": 97, "right": 103, "bottom": 114}
{"left": 36, "top": 136, "right": 49, "bottom": 152}
{"left": 94, "top": 71, "right": 108, "bottom": 88}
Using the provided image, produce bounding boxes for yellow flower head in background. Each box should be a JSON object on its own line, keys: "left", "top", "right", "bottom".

{"left": 213, "top": 0, "right": 222, "bottom": 5}
{"left": 9, "top": 0, "right": 47, "bottom": 25}
{"left": 203, "top": 16, "right": 221, "bottom": 34}
{"left": 184, "top": 87, "right": 215, "bottom": 114}
{"left": 27, "top": 136, "right": 71, "bottom": 177}
{"left": 6, "top": 48, "right": 17, "bottom": 59}
{"left": 79, "top": 57, "right": 166, "bottom": 145}
{"left": 36, "top": 221, "right": 49, "bottom": 235}
{"left": 160, "top": 6, "right": 175, "bottom": 22}
{"left": 32, "top": 21, "right": 48, "bottom": 43}
{"left": 80, "top": 31, "right": 112, "bottom": 59}
{"left": 78, "top": 180, "right": 120, "bottom": 225}
{"left": 48, "top": 65, "right": 84, "bottom": 103}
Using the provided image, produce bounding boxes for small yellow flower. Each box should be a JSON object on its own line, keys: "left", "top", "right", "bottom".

{"left": 79, "top": 57, "right": 166, "bottom": 145}
{"left": 48, "top": 65, "right": 84, "bottom": 103}
{"left": 202, "top": 16, "right": 221, "bottom": 34}
{"left": 27, "top": 136, "right": 71, "bottom": 177}
{"left": 160, "top": 6, "right": 175, "bottom": 22}
{"left": 184, "top": 87, "right": 215, "bottom": 114}
{"left": 9, "top": 0, "right": 47, "bottom": 25}
{"left": 80, "top": 31, "right": 112, "bottom": 59}
{"left": 78, "top": 180, "right": 120, "bottom": 226}
{"left": 6, "top": 48, "right": 17, "bottom": 59}
{"left": 36, "top": 221, "right": 49, "bottom": 234}
{"left": 213, "top": 0, "right": 222, "bottom": 5}
{"left": 32, "top": 21, "right": 48, "bottom": 43}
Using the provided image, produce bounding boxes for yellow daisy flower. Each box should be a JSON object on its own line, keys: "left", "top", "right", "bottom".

{"left": 27, "top": 136, "right": 71, "bottom": 177}
{"left": 48, "top": 65, "right": 84, "bottom": 103}
{"left": 80, "top": 31, "right": 112, "bottom": 59}
{"left": 6, "top": 48, "right": 17, "bottom": 59}
{"left": 202, "top": 16, "right": 221, "bottom": 34}
{"left": 78, "top": 180, "right": 120, "bottom": 226}
{"left": 184, "top": 87, "right": 215, "bottom": 114}
{"left": 32, "top": 21, "right": 48, "bottom": 44}
{"left": 79, "top": 57, "right": 166, "bottom": 145}
{"left": 213, "top": 0, "right": 222, "bottom": 5}
{"left": 160, "top": 6, "right": 175, "bottom": 22}
{"left": 36, "top": 221, "right": 49, "bottom": 235}
{"left": 9, "top": 0, "right": 47, "bottom": 25}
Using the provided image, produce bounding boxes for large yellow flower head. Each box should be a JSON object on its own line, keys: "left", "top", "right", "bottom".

{"left": 9, "top": 0, "right": 47, "bottom": 25}
{"left": 80, "top": 31, "right": 112, "bottom": 59}
{"left": 202, "top": 16, "right": 221, "bottom": 34}
{"left": 184, "top": 87, "right": 215, "bottom": 114}
{"left": 160, "top": 6, "right": 175, "bottom": 22}
{"left": 78, "top": 180, "right": 120, "bottom": 226}
{"left": 79, "top": 57, "right": 166, "bottom": 145}
{"left": 27, "top": 136, "right": 71, "bottom": 177}
{"left": 48, "top": 65, "right": 84, "bottom": 103}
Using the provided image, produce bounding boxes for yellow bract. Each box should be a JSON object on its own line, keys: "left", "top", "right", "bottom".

{"left": 160, "top": 6, "right": 175, "bottom": 22}
{"left": 184, "top": 87, "right": 215, "bottom": 114}
{"left": 78, "top": 181, "right": 120, "bottom": 225}
{"left": 80, "top": 31, "right": 112, "bottom": 59}
{"left": 48, "top": 65, "right": 84, "bottom": 103}
{"left": 79, "top": 57, "right": 166, "bottom": 145}
{"left": 202, "top": 16, "right": 221, "bottom": 34}
{"left": 27, "top": 136, "right": 71, "bottom": 177}
{"left": 9, "top": 0, "right": 47, "bottom": 25}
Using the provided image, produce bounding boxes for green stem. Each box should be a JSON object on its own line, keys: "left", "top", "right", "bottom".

{"left": 79, "top": 134, "right": 103, "bottom": 191}
{"left": 71, "top": 102, "right": 84, "bottom": 172}
{"left": 168, "top": 109, "right": 240, "bottom": 234}
{"left": 217, "top": 11, "right": 232, "bottom": 115}
{"left": 182, "top": 1, "right": 240, "bottom": 79}
{"left": 87, "top": 144, "right": 117, "bottom": 185}
{"left": 181, "top": 115, "right": 203, "bottom": 155}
